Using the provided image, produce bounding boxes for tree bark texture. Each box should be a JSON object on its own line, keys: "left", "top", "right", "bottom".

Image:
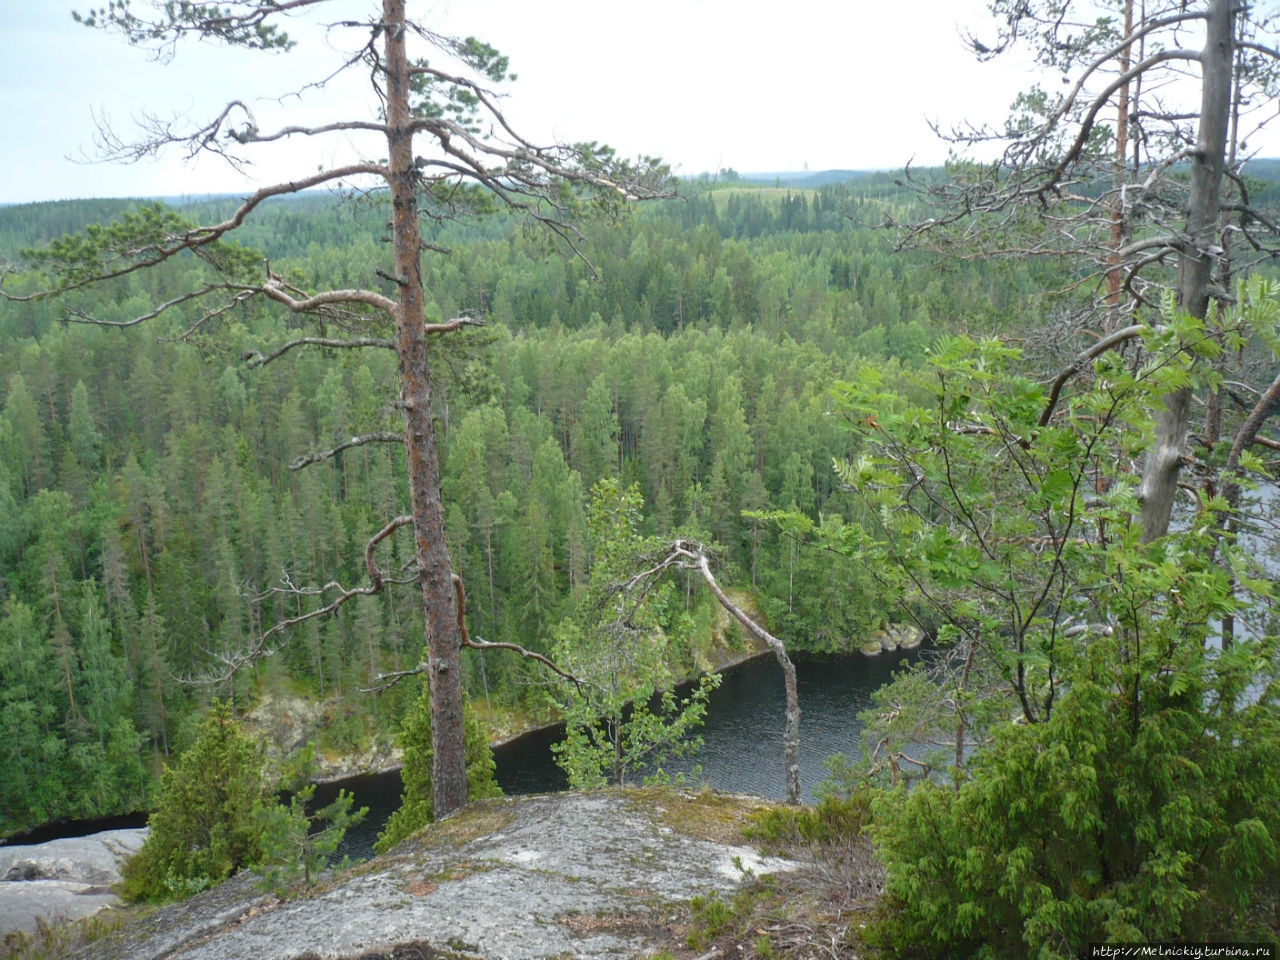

{"left": 1105, "top": 0, "right": 1134, "bottom": 325}
{"left": 383, "top": 0, "right": 466, "bottom": 818}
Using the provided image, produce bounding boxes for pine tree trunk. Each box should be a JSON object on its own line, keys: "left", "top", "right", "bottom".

{"left": 383, "top": 0, "right": 467, "bottom": 818}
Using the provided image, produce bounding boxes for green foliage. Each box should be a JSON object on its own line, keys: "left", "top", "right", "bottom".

{"left": 745, "top": 791, "right": 875, "bottom": 849}
{"left": 872, "top": 612, "right": 1280, "bottom": 954}
{"left": 554, "top": 676, "right": 720, "bottom": 790}
{"left": 831, "top": 330, "right": 1174, "bottom": 727}
{"left": 0, "top": 906, "right": 146, "bottom": 960}
{"left": 551, "top": 480, "right": 721, "bottom": 788}
{"left": 121, "top": 701, "right": 269, "bottom": 902}
{"left": 821, "top": 327, "right": 1280, "bottom": 954}
{"left": 20, "top": 202, "right": 260, "bottom": 288}
{"left": 254, "top": 745, "right": 367, "bottom": 890}
{"left": 0, "top": 177, "right": 1090, "bottom": 835}
{"left": 374, "top": 682, "right": 501, "bottom": 855}
{"left": 684, "top": 880, "right": 782, "bottom": 954}
{"left": 73, "top": 1, "right": 296, "bottom": 53}
{"left": 686, "top": 892, "right": 736, "bottom": 951}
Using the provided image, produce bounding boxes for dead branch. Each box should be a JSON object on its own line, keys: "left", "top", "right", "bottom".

{"left": 160, "top": 295, "right": 257, "bottom": 342}
{"left": 62, "top": 284, "right": 250, "bottom": 327}
{"left": 290, "top": 432, "right": 404, "bottom": 470}
{"left": 184, "top": 515, "right": 413, "bottom": 685}
{"left": 423, "top": 315, "right": 483, "bottom": 335}
{"left": 463, "top": 638, "right": 583, "bottom": 686}
{"left": 362, "top": 571, "right": 583, "bottom": 693}
{"left": 234, "top": 118, "right": 389, "bottom": 144}
{"left": 618, "top": 538, "right": 802, "bottom": 805}
{"left": 5, "top": 164, "right": 387, "bottom": 303}
{"left": 1040, "top": 323, "right": 1147, "bottom": 426}
{"left": 1219, "top": 365, "right": 1280, "bottom": 512}
{"left": 261, "top": 276, "right": 397, "bottom": 316}
{"left": 242, "top": 336, "right": 394, "bottom": 368}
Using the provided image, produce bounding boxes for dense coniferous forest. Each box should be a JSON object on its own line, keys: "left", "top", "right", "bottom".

{"left": 0, "top": 177, "right": 1052, "bottom": 835}
{"left": 8, "top": 0, "right": 1280, "bottom": 952}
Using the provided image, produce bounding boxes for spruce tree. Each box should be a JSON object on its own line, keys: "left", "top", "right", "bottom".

{"left": 122, "top": 701, "right": 269, "bottom": 901}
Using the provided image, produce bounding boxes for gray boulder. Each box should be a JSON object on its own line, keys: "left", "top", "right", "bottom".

{"left": 859, "top": 623, "right": 926, "bottom": 655}
{"left": 0, "top": 828, "right": 147, "bottom": 936}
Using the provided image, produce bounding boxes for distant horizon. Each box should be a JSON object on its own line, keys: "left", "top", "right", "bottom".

{"left": 11, "top": 157, "right": 1280, "bottom": 209}
{"left": 0, "top": 168, "right": 899, "bottom": 208}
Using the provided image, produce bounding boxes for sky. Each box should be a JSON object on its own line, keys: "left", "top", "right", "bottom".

{"left": 0, "top": 1, "right": 1172, "bottom": 204}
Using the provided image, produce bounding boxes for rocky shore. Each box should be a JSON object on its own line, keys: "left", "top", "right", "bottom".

{"left": 0, "top": 829, "right": 147, "bottom": 936}
{"left": 859, "top": 622, "right": 925, "bottom": 656}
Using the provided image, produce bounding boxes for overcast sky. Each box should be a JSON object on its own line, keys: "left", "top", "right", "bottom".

{"left": 0, "top": 1, "right": 1186, "bottom": 204}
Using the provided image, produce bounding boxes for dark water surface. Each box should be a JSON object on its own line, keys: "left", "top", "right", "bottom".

{"left": 317, "top": 646, "right": 923, "bottom": 860}
{"left": 4, "top": 648, "right": 921, "bottom": 857}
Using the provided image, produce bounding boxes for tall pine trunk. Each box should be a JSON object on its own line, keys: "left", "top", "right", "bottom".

{"left": 384, "top": 0, "right": 466, "bottom": 817}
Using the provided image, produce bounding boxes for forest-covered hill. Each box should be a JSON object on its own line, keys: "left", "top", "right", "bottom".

{"left": 0, "top": 162, "right": 1264, "bottom": 836}
{"left": 0, "top": 175, "right": 1041, "bottom": 835}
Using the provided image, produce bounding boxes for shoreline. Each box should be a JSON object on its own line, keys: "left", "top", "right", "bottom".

{"left": 319, "top": 637, "right": 779, "bottom": 780}
{"left": 6, "top": 633, "right": 908, "bottom": 844}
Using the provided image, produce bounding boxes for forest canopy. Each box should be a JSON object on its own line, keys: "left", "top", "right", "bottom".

{"left": 0, "top": 175, "right": 995, "bottom": 835}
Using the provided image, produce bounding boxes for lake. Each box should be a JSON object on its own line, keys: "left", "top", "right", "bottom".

{"left": 318, "top": 645, "right": 924, "bottom": 859}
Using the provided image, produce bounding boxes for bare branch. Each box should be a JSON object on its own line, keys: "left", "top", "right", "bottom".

{"left": 1237, "top": 40, "right": 1280, "bottom": 61}
{"left": 1045, "top": 49, "right": 1202, "bottom": 197}
{"left": 242, "top": 336, "right": 395, "bottom": 368}
{"left": 12, "top": 164, "right": 387, "bottom": 301}
{"left": 290, "top": 432, "right": 404, "bottom": 471}
{"left": 1039, "top": 323, "right": 1147, "bottom": 426}
{"left": 463, "top": 637, "right": 584, "bottom": 686}
{"left": 1220, "top": 366, "right": 1280, "bottom": 511}
{"left": 184, "top": 515, "right": 413, "bottom": 685}
{"left": 423, "top": 314, "right": 484, "bottom": 335}
{"left": 360, "top": 662, "right": 430, "bottom": 695}
{"left": 234, "top": 119, "right": 389, "bottom": 144}
{"left": 362, "top": 572, "right": 584, "bottom": 693}
{"left": 239, "top": 313, "right": 479, "bottom": 369}
{"left": 613, "top": 538, "right": 801, "bottom": 804}
{"left": 261, "top": 274, "right": 398, "bottom": 315}
{"left": 60, "top": 284, "right": 250, "bottom": 327}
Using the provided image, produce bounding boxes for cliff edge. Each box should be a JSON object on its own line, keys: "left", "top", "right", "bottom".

{"left": 70, "top": 789, "right": 796, "bottom": 960}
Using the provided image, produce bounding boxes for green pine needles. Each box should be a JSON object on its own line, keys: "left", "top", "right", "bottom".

{"left": 121, "top": 702, "right": 367, "bottom": 902}
{"left": 254, "top": 745, "right": 367, "bottom": 891}
{"left": 121, "top": 701, "right": 268, "bottom": 901}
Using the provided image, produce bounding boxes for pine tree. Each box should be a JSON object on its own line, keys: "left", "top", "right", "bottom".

{"left": 374, "top": 681, "right": 500, "bottom": 855}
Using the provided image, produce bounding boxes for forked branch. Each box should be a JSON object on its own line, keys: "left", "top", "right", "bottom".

{"left": 363, "top": 573, "right": 583, "bottom": 693}
{"left": 185, "top": 515, "right": 414, "bottom": 685}
{"left": 619, "top": 538, "right": 802, "bottom": 804}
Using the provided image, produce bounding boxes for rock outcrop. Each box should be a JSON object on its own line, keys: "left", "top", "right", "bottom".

{"left": 241, "top": 694, "right": 403, "bottom": 782}
{"left": 71, "top": 789, "right": 795, "bottom": 960}
{"left": 859, "top": 623, "right": 925, "bottom": 656}
{"left": 0, "top": 829, "right": 147, "bottom": 936}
